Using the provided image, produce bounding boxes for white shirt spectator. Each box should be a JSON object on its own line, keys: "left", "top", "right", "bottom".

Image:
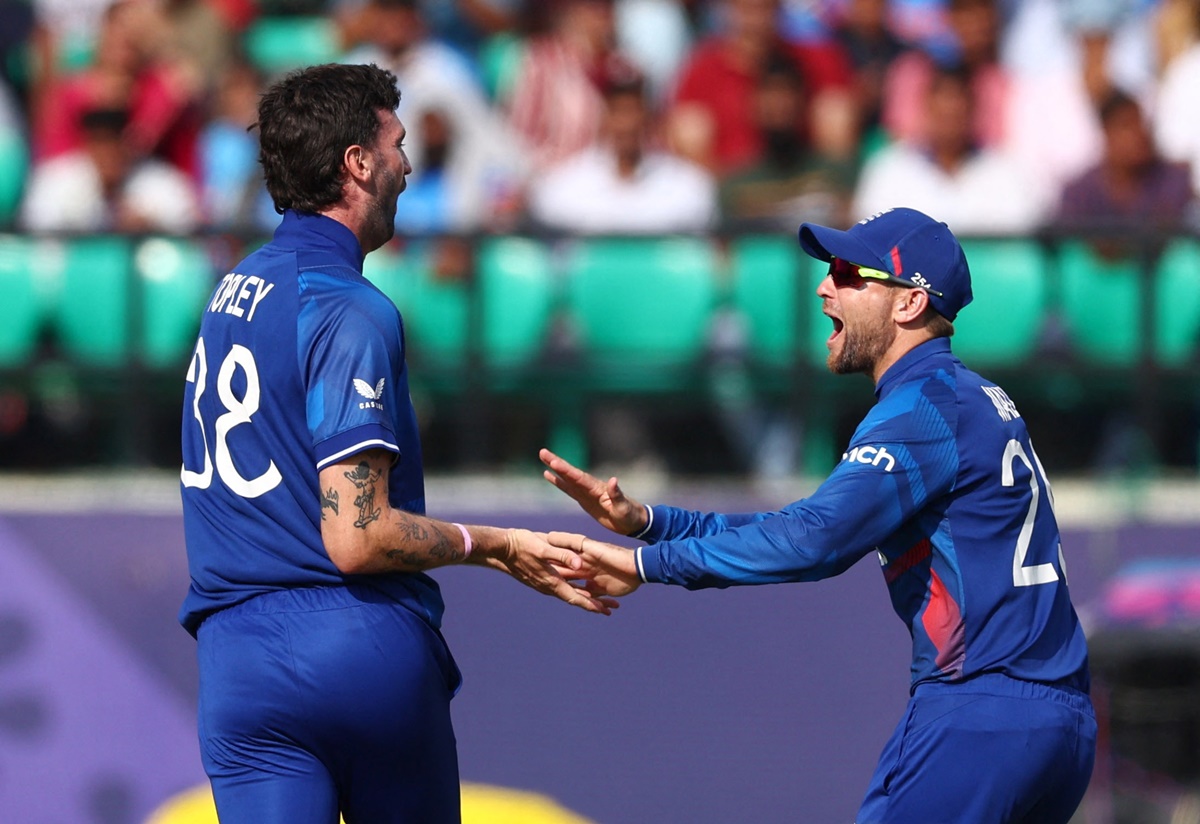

{"left": 21, "top": 150, "right": 199, "bottom": 233}
{"left": 852, "top": 144, "right": 1044, "bottom": 234}
{"left": 346, "top": 41, "right": 526, "bottom": 230}
{"left": 529, "top": 146, "right": 717, "bottom": 234}
{"left": 1153, "top": 42, "right": 1200, "bottom": 195}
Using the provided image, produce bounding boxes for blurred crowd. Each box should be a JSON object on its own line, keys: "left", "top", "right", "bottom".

{"left": 1, "top": 0, "right": 1200, "bottom": 239}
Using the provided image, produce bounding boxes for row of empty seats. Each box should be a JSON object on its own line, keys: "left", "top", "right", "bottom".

{"left": 1, "top": 234, "right": 1199, "bottom": 385}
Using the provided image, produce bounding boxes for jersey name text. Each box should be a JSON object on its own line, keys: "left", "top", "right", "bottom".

{"left": 209, "top": 273, "right": 276, "bottom": 322}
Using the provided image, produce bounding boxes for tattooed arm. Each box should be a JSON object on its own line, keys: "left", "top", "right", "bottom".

{"left": 318, "top": 449, "right": 614, "bottom": 614}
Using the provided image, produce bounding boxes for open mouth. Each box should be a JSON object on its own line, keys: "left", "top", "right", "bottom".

{"left": 827, "top": 314, "right": 844, "bottom": 347}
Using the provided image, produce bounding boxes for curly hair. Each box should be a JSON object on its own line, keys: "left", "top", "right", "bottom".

{"left": 256, "top": 63, "right": 402, "bottom": 215}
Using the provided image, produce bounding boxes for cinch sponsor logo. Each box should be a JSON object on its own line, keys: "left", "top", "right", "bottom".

{"left": 842, "top": 445, "right": 896, "bottom": 472}
{"left": 354, "top": 377, "right": 386, "bottom": 410}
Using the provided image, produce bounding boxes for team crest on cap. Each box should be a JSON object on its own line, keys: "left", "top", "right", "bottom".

{"left": 354, "top": 377, "right": 386, "bottom": 410}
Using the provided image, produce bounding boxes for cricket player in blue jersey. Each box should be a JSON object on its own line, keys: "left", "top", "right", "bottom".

{"left": 543, "top": 207, "right": 1096, "bottom": 823}
{"left": 179, "top": 63, "right": 612, "bottom": 824}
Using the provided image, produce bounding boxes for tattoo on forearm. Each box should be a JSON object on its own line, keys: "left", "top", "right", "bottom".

{"left": 344, "top": 462, "right": 382, "bottom": 529}
{"left": 385, "top": 519, "right": 461, "bottom": 569}
{"left": 320, "top": 488, "right": 339, "bottom": 520}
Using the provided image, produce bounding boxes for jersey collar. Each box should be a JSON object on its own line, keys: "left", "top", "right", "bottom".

{"left": 273, "top": 210, "right": 366, "bottom": 270}
{"left": 874, "top": 337, "right": 952, "bottom": 400}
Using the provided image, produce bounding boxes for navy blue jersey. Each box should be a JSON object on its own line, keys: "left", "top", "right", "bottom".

{"left": 637, "top": 338, "right": 1088, "bottom": 691}
{"left": 179, "top": 211, "right": 442, "bottom": 636}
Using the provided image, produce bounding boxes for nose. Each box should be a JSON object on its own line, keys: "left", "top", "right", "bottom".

{"left": 815, "top": 272, "right": 835, "bottom": 300}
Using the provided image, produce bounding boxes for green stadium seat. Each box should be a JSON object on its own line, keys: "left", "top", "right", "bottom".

{"left": 1153, "top": 240, "right": 1200, "bottom": 367}
{"left": 1057, "top": 240, "right": 1143, "bottom": 366}
{"left": 135, "top": 238, "right": 218, "bottom": 369}
{"left": 0, "top": 236, "right": 42, "bottom": 367}
{"left": 362, "top": 240, "right": 416, "bottom": 317}
{"left": 731, "top": 236, "right": 798, "bottom": 368}
{"left": 365, "top": 241, "right": 470, "bottom": 378}
{"left": 478, "top": 237, "right": 555, "bottom": 373}
{"left": 479, "top": 33, "right": 526, "bottom": 101}
{"left": 953, "top": 239, "right": 1048, "bottom": 366}
{"left": 52, "top": 236, "right": 133, "bottom": 366}
{"left": 563, "top": 236, "right": 718, "bottom": 391}
{"left": 243, "top": 16, "right": 340, "bottom": 75}
{"left": 0, "top": 130, "right": 27, "bottom": 223}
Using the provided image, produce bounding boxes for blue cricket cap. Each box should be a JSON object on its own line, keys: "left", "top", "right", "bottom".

{"left": 798, "top": 207, "right": 973, "bottom": 321}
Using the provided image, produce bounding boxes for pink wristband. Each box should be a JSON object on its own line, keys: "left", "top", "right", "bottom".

{"left": 452, "top": 522, "right": 472, "bottom": 560}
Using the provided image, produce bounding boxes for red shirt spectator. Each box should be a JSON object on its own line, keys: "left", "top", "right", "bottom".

{"left": 667, "top": 0, "right": 854, "bottom": 175}
{"left": 32, "top": 0, "right": 202, "bottom": 179}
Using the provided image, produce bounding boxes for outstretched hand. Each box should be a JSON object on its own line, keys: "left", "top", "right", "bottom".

{"left": 547, "top": 531, "right": 642, "bottom": 598}
{"left": 539, "top": 448, "right": 648, "bottom": 537}
{"left": 492, "top": 528, "right": 620, "bottom": 615}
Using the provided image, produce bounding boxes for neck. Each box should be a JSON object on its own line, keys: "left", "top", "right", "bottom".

{"left": 615, "top": 146, "right": 641, "bottom": 178}
{"left": 931, "top": 144, "right": 968, "bottom": 174}
{"left": 872, "top": 330, "right": 933, "bottom": 384}
{"left": 319, "top": 203, "right": 381, "bottom": 255}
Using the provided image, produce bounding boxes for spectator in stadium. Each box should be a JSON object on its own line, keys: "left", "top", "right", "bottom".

{"left": 1152, "top": 0, "right": 1200, "bottom": 197}
{"left": 21, "top": 105, "right": 199, "bottom": 233}
{"left": 719, "top": 52, "right": 857, "bottom": 230}
{"left": 1058, "top": 89, "right": 1195, "bottom": 259}
{"left": 157, "top": 0, "right": 238, "bottom": 97}
{"left": 830, "top": 0, "right": 905, "bottom": 149}
{"left": 666, "top": 0, "right": 857, "bottom": 175}
{"left": 198, "top": 56, "right": 275, "bottom": 232}
{"left": 527, "top": 68, "right": 716, "bottom": 233}
{"left": 543, "top": 206, "right": 1096, "bottom": 824}
{"left": 344, "top": 0, "right": 525, "bottom": 229}
{"left": 881, "top": 0, "right": 1007, "bottom": 149}
{"left": 31, "top": 0, "right": 204, "bottom": 179}
{"left": 179, "top": 62, "right": 610, "bottom": 824}
{"left": 852, "top": 64, "right": 1042, "bottom": 233}
{"left": 503, "top": 0, "right": 639, "bottom": 172}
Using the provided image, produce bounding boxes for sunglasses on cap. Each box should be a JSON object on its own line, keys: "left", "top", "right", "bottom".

{"left": 827, "top": 257, "right": 944, "bottom": 298}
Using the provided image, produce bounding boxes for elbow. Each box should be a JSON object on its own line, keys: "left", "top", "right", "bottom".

{"left": 323, "top": 532, "right": 377, "bottom": 576}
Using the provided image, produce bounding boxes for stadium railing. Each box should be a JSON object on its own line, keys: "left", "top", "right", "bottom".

{"left": 0, "top": 227, "right": 1197, "bottom": 473}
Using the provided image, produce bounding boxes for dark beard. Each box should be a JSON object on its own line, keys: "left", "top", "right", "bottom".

{"left": 365, "top": 165, "right": 400, "bottom": 250}
{"left": 828, "top": 308, "right": 896, "bottom": 375}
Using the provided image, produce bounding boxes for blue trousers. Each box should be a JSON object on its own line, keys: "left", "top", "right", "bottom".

{"left": 196, "top": 585, "right": 462, "bottom": 823}
{"left": 857, "top": 673, "right": 1096, "bottom": 824}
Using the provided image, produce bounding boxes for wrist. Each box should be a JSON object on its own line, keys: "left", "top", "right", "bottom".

{"left": 629, "top": 504, "right": 653, "bottom": 539}
{"left": 451, "top": 522, "right": 472, "bottom": 560}
{"left": 460, "top": 524, "right": 509, "bottom": 565}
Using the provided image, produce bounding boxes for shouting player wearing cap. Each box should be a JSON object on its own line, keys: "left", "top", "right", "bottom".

{"left": 543, "top": 207, "right": 1095, "bottom": 823}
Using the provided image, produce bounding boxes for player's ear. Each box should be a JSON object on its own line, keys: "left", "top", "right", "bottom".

{"left": 894, "top": 287, "right": 929, "bottom": 324}
{"left": 343, "top": 144, "right": 371, "bottom": 183}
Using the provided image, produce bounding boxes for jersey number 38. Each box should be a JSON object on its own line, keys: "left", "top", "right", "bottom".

{"left": 181, "top": 336, "right": 282, "bottom": 498}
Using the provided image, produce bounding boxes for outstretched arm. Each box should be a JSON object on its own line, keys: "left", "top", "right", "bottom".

{"left": 539, "top": 448, "right": 650, "bottom": 537}
{"left": 540, "top": 448, "right": 778, "bottom": 542}
{"left": 320, "top": 449, "right": 613, "bottom": 614}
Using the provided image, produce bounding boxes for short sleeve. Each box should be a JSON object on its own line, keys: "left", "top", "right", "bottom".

{"left": 298, "top": 276, "right": 406, "bottom": 469}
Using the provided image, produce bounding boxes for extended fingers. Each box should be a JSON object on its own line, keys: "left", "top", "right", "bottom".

{"left": 551, "top": 577, "right": 612, "bottom": 615}
{"left": 539, "top": 448, "right": 601, "bottom": 490}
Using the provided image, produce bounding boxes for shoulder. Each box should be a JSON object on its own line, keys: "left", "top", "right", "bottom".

{"left": 299, "top": 277, "right": 403, "bottom": 357}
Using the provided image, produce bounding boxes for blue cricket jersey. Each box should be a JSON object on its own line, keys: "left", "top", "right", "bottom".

{"left": 179, "top": 210, "right": 443, "bottom": 636}
{"left": 637, "top": 338, "right": 1089, "bottom": 691}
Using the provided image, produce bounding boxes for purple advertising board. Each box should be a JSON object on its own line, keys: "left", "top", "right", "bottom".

{"left": 0, "top": 493, "right": 1196, "bottom": 823}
